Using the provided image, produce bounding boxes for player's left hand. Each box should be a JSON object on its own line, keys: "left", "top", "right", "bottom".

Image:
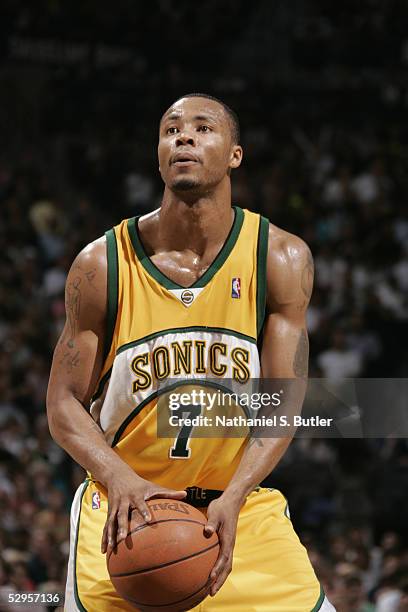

{"left": 204, "top": 494, "right": 241, "bottom": 596}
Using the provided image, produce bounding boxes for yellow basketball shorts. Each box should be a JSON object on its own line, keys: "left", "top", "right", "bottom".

{"left": 65, "top": 480, "right": 330, "bottom": 612}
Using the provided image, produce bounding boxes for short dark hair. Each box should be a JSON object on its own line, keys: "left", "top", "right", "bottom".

{"left": 166, "top": 92, "right": 240, "bottom": 144}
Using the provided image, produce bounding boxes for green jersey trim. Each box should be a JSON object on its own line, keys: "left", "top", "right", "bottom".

{"left": 127, "top": 206, "right": 244, "bottom": 291}
{"left": 91, "top": 369, "right": 111, "bottom": 403}
{"left": 116, "top": 325, "right": 257, "bottom": 356}
{"left": 256, "top": 216, "right": 269, "bottom": 337}
{"left": 310, "top": 585, "right": 325, "bottom": 611}
{"left": 104, "top": 229, "right": 119, "bottom": 361}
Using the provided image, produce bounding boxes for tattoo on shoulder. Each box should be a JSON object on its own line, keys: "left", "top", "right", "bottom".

{"left": 301, "top": 249, "right": 314, "bottom": 300}
{"left": 85, "top": 268, "right": 98, "bottom": 290}
{"left": 293, "top": 329, "right": 309, "bottom": 378}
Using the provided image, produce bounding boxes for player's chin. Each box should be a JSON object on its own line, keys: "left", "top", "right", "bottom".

{"left": 171, "top": 177, "right": 202, "bottom": 192}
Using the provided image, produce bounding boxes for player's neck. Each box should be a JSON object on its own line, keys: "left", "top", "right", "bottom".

{"left": 158, "top": 184, "right": 233, "bottom": 253}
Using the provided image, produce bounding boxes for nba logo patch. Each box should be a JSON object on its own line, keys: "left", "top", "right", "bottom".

{"left": 231, "top": 278, "right": 241, "bottom": 299}
{"left": 92, "top": 491, "right": 101, "bottom": 509}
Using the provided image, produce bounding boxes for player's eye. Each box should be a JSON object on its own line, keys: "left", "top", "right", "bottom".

{"left": 197, "top": 125, "right": 211, "bottom": 132}
{"left": 166, "top": 127, "right": 178, "bottom": 135}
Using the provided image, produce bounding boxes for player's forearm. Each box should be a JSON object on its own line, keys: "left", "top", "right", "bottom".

{"left": 223, "top": 376, "right": 307, "bottom": 504}
{"left": 47, "top": 394, "right": 134, "bottom": 487}
{"left": 223, "top": 436, "right": 293, "bottom": 504}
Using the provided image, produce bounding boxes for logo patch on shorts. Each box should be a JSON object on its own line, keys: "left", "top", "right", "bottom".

{"left": 231, "top": 278, "right": 241, "bottom": 299}
{"left": 92, "top": 491, "right": 101, "bottom": 509}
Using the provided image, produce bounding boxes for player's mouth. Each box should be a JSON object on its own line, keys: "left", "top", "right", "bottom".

{"left": 171, "top": 152, "right": 201, "bottom": 166}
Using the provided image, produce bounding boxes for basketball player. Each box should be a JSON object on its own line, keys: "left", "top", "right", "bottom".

{"left": 47, "top": 94, "right": 336, "bottom": 611}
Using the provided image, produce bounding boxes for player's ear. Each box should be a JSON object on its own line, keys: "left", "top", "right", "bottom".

{"left": 229, "top": 145, "right": 243, "bottom": 170}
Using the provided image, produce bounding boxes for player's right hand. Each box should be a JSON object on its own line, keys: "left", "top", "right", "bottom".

{"left": 101, "top": 465, "right": 186, "bottom": 553}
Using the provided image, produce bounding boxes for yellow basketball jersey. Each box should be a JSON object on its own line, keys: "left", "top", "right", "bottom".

{"left": 89, "top": 206, "right": 269, "bottom": 491}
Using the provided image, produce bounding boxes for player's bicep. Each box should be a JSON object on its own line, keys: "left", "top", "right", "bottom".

{"left": 261, "top": 312, "right": 309, "bottom": 378}
{"left": 48, "top": 240, "right": 107, "bottom": 409}
{"left": 261, "top": 229, "right": 313, "bottom": 378}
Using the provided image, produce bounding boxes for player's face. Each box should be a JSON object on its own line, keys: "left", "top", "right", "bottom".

{"left": 158, "top": 97, "right": 242, "bottom": 193}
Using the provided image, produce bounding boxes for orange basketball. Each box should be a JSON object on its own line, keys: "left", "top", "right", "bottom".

{"left": 107, "top": 498, "right": 219, "bottom": 611}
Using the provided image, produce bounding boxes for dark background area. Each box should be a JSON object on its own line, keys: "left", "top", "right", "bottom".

{"left": 0, "top": 2, "right": 407, "bottom": 610}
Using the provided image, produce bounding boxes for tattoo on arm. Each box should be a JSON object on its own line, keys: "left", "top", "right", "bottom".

{"left": 85, "top": 268, "right": 98, "bottom": 289}
{"left": 72, "top": 261, "right": 97, "bottom": 288}
{"left": 248, "top": 437, "right": 264, "bottom": 449}
{"left": 301, "top": 249, "right": 314, "bottom": 300}
{"left": 59, "top": 350, "right": 81, "bottom": 373}
{"left": 66, "top": 277, "right": 81, "bottom": 348}
{"left": 293, "top": 329, "right": 309, "bottom": 378}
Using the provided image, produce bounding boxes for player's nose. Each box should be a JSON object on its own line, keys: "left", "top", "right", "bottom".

{"left": 175, "top": 131, "right": 195, "bottom": 147}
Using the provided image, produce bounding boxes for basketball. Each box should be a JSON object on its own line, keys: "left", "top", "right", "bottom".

{"left": 107, "top": 498, "right": 220, "bottom": 611}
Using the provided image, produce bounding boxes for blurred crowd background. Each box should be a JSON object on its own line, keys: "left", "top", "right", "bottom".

{"left": 1, "top": 1, "right": 408, "bottom": 611}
